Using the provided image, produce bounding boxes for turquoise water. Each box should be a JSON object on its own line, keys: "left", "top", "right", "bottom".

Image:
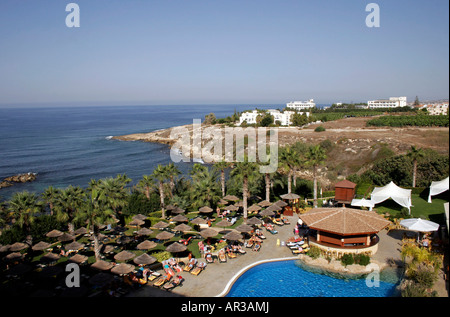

{"left": 226, "top": 260, "right": 400, "bottom": 297}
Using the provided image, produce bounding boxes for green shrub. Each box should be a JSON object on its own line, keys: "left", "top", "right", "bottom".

{"left": 314, "top": 125, "right": 326, "bottom": 132}
{"left": 307, "top": 246, "right": 322, "bottom": 259}
{"left": 152, "top": 251, "right": 171, "bottom": 262}
{"left": 340, "top": 253, "right": 354, "bottom": 266}
{"left": 354, "top": 253, "right": 370, "bottom": 266}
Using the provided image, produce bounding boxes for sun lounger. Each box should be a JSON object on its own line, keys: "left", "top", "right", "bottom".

{"left": 273, "top": 218, "right": 284, "bottom": 226}
{"left": 191, "top": 263, "right": 206, "bottom": 276}
{"left": 282, "top": 217, "right": 290, "bottom": 225}
{"left": 163, "top": 275, "right": 184, "bottom": 290}
{"left": 205, "top": 253, "right": 214, "bottom": 263}
{"left": 153, "top": 274, "right": 171, "bottom": 287}
{"left": 183, "top": 258, "right": 197, "bottom": 272}
{"left": 227, "top": 250, "right": 237, "bottom": 258}
{"left": 252, "top": 243, "right": 261, "bottom": 252}
{"left": 218, "top": 250, "right": 227, "bottom": 262}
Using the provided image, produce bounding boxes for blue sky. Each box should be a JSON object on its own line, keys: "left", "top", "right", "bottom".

{"left": 0, "top": 0, "right": 448, "bottom": 106}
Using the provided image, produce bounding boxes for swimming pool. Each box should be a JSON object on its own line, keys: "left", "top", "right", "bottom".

{"left": 225, "top": 260, "right": 400, "bottom": 297}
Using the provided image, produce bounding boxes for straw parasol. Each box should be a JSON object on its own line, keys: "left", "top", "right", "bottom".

{"left": 68, "top": 253, "right": 88, "bottom": 264}
{"left": 258, "top": 200, "right": 272, "bottom": 207}
{"left": 58, "top": 233, "right": 75, "bottom": 242}
{"left": 128, "top": 218, "right": 145, "bottom": 227}
{"left": 114, "top": 250, "right": 136, "bottom": 262}
{"left": 246, "top": 217, "right": 263, "bottom": 226}
{"left": 32, "top": 241, "right": 51, "bottom": 252}
{"left": 136, "top": 227, "right": 153, "bottom": 236}
{"left": 235, "top": 224, "right": 253, "bottom": 233}
{"left": 40, "top": 252, "right": 60, "bottom": 263}
{"left": 234, "top": 201, "right": 243, "bottom": 207}
{"left": 218, "top": 199, "right": 229, "bottom": 205}
{"left": 265, "top": 203, "right": 282, "bottom": 212}
{"left": 65, "top": 241, "right": 85, "bottom": 251}
{"left": 74, "top": 227, "right": 88, "bottom": 235}
{"left": 215, "top": 219, "right": 233, "bottom": 228}
{"left": 224, "top": 205, "right": 239, "bottom": 211}
{"left": 190, "top": 217, "right": 207, "bottom": 225}
{"left": 132, "top": 214, "right": 148, "bottom": 221}
{"left": 165, "top": 242, "right": 187, "bottom": 253}
{"left": 133, "top": 253, "right": 157, "bottom": 266}
{"left": 155, "top": 231, "right": 175, "bottom": 240}
{"left": 0, "top": 244, "right": 10, "bottom": 253}
{"left": 46, "top": 229, "right": 63, "bottom": 238}
{"left": 4, "top": 252, "right": 24, "bottom": 262}
{"left": 152, "top": 221, "right": 170, "bottom": 229}
{"left": 200, "top": 228, "right": 219, "bottom": 239}
{"left": 280, "top": 193, "right": 300, "bottom": 200}
{"left": 173, "top": 223, "right": 192, "bottom": 233}
{"left": 171, "top": 207, "right": 185, "bottom": 214}
{"left": 9, "top": 242, "right": 29, "bottom": 252}
{"left": 199, "top": 206, "right": 214, "bottom": 213}
{"left": 136, "top": 240, "right": 158, "bottom": 250}
{"left": 223, "top": 195, "right": 240, "bottom": 201}
{"left": 111, "top": 263, "right": 135, "bottom": 275}
{"left": 259, "top": 209, "right": 275, "bottom": 217}
{"left": 274, "top": 200, "right": 288, "bottom": 207}
{"left": 172, "top": 214, "right": 188, "bottom": 223}
{"left": 248, "top": 204, "right": 262, "bottom": 212}
{"left": 223, "top": 231, "right": 243, "bottom": 241}
{"left": 91, "top": 260, "right": 114, "bottom": 271}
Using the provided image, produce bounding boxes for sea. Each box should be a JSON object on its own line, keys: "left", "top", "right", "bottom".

{"left": 1, "top": 104, "right": 329, "bottom": 199}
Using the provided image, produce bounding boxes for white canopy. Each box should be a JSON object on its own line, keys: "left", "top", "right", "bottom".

{"left": 428, "top": 176, "right": 449, "bottom": 203}
{"left": 370, "top": 181, "right": 412, "bottom": 213}
{"left": 400, "top": 218, "right": 439, "bottom": 232}
{"left": 444, "top": 202, "right": 449, "bottom": 234}
{"left": 350, "top": 198, "right": 375, "bottom": 211}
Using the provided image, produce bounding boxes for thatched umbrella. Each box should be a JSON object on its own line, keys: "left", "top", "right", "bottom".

{"left": 133, "top": 253, "right": 157, "bottom": 266}
{"left": 152, "top": 221, "right": 170, "bottom": 229}
{"left": 172, "top": 214, "right": 188, "bottom": 223}
{"left": 215, "top": 219, "right": 233, "bottom": 232}
{"left": 223, "top": 205, "right": 239, "bottom": 211}
{"left": 190, "top": 217, "right": 207, "bottom": 225}
{"left": 68, "top": 253, "right": 88, "bottom": 265}
{"left": 274, "top": 200, "right": 288, "bottom": 207}
{"left": 258, "top": 200, "right": 272, "bottom": 207}
{"left": 89, "top": 272, "right": 114, "bottom": 287}
{"left": 165, "top": 242, "right": 187, "bottom": 253}
{"left": 128, "top": 218, "right": 145, "bottom": 227}
{"left": 234, "top": 201, "right": 243, "bottom": 207}
{"left": 165, "top": 204, "right": 175, "bottom": 211}
{"left": 32, "top": 241, "right": 51, "bottom": 252}
{"left": 40, "top": 252, "right": 61, "bottom": 263}
{"left": 223, "top": 231, "right": 243, "bottom": 241}
{"left": 173, "top": 223, "right": 192, "bottom": 233}
{"left": 136, "top": 240, "right": 158, "bottom": 250}
{"left": 248, "top": 204, "right": 262, "bottom": 212}
{"left": 74, "top": 227, "right": 88, "bottom": 235}
{"left": 65, "top": 241, "right": 85, "bottom": 251}
{"left": 259, "top": 209, "right": 275, "bottom": 217}
{"left": 265, "top": 203, "right": 282, "bottom": 212}
{"left": 223, "top": 195, "right": 240, "bottom": 201}
{"left": 280, "top": 193, "right": 300, "bottom": 200}
{"left": 199, "top": 206, "right": 214, "bottom": 214}
{"left": 114, "top": 250, "right": 136, "bottom": 262}
{"left": 200, "top": 228, "right": 219, "bottom": 239}
{"left": 91, "top": 260, "right": 114, "bottom": 271}
{"left": 218, "top": 199, "right": 229, "bottom": 205}
{"left": 235, "top": 224, "right": 253, "bottom": 233}
{"left": 46, "top": 229, "right": 63, "bottom": 238}
{"left": 171, "top": 207, "right": 185, "bottom": 214}
{"left": 111, "top": 263, "right": 135, "bottom": 276}
{"left": 58, "top": 233, "right": 75, "bottom": 242}
{"left": 136, "top": 227, "right": 153, "bottom": 236}
{"left": 0, "top": 244, "right": 10, "bottom": 253}
{"left": 132, "top": 214, "right": 148, "bottom": 221}
{"left": 155, "top": 231, "right": 175, "bottom": 241}
{"left": 9, "top": 242, "right": 29, "bottom": 252}
{"left": 246, "top": 217, "right": 263, "bottom": 226}
{"left": 4, "top": 252, "right": 24, "bottom": 262}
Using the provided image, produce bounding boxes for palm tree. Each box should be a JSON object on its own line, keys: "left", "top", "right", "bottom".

{"left": 305, "top": 145, "right": 327, "bottom": 208}
{"left": 75, "top": 179, "right": 117, "bottom": 262}
{"left": 8, "top": 191, "right": 41, "bottom": 245}
{"left": 42, "top": 186, "right": 60, "bottom": 216}
{"left": 279, "top": 145, "right": 300, "bottom": 194}
{"left": 231, "top": 160, "right": 258, "bottom": 219}
{"left": 407, "top": 146, "right": 425, "bottom": 188}
{"left": 138, "top": 175, "right": 154, "bottom": 199}
{"left": 166, "top": 163, "right": 181, "bottom": 197}
{"left": 91, "top": 175, "right": 129, "bottom": 216}
{"left": 152, "top": 164, "right": 170, "bottom": 219}
{"left": 54, "top": 185, "right": 86, "bottom": 234}
{"left": 213, "top": 160, "right": 232, "bottom": 197}
{"left": 189, "top": 168, "right": 221, "bottom": 210}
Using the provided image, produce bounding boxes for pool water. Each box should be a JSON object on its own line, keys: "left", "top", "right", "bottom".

{"left": 226, "top": 260, "right": 400, "bottom": 297}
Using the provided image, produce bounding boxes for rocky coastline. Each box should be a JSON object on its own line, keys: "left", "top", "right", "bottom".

{"left": 0, "top": 173, "right": 37, "bottom": 189}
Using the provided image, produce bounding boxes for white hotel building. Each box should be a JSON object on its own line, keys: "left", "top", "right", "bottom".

{"left": 238, "top": 109, "right": 309, "bottom": 126}
{"left": 286, "top": 99, "right": 316, "bottom": 110}
{"left": 367, "top": 97, "right": 407, "bottom": 109}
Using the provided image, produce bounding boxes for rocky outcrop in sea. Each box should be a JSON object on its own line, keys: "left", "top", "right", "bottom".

{"left": 0, "top": 173, "right": 37, "bottom": 189}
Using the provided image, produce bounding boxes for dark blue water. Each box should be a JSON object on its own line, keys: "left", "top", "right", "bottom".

{"left": 0, "top": 104, "right": 290, "bottom": 198}
{"left": 226, "top": 260, "right": 399, "bottom": 297}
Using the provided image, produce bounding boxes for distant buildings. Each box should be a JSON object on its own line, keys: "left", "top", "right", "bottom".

{"left": 421, "top": 102, "right": 449, "bottom": 115}
{"left": 238, "top": 109, "right": 309, "bottom": 126}
{"left": 286, "top": 99, "right": 316, "bottom": 110}
{"left": 367, "top": 96, "right": 407, "bottom": 109}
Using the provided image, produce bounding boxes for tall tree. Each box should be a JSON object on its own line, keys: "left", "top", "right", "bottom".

{"left": 138, "top": 175, "right": 154, "bottom": 199}
{"left": 8, "top": 191, "right": 41, "bottom": 245}
{"left": 54, "top": 185, "right": 86, "bottom": 233}
{"left": 166, "top": 163, "right": 181, "bottom": 197}
{"left": 231, "top": 160, "right": 258, "bottom": 219}
{"left": 305, "top": 145, "right": 327, "bottom": 208}
{"left": 407, "top": 146, "right": 425, "bottom": 188}
{"left": 279, "top": 145, "right": 301, "bottom": 194}
{"left": 42, "top": 186, "right": 60, "bottom": 216}
{"left": 213, "top": 160, "right": 231, "bottom": 197}
{"left": 151, "top": 164, "right": 170, "bottom": 219}
{"left": 189, "top": 168, "right": 221, "bottom": 210}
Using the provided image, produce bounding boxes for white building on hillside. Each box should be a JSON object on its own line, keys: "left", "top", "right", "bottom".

{"left": 239, "top": 110, "right": 259, "bottom": 125}
{"left": 425, "top": 102, "right": 448, "bottom": 115}
{"left": 286, "top": 99, "right": 316, "bottom": 110}
{"left": 238, "top": 109, "right": 309, "bottom": 126}
{"left": 367, "top": 97, "right": 407, "bottom": 109}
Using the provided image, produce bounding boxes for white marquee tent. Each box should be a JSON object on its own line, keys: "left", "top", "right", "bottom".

{"left": 350, "top": 198, "right": 375, "bottom": 211}
{"left": 370, "top": 181, "right": 412, "bottom": 214}
{"left": 428, "top": 176, "right": 449, "bottom": 203}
